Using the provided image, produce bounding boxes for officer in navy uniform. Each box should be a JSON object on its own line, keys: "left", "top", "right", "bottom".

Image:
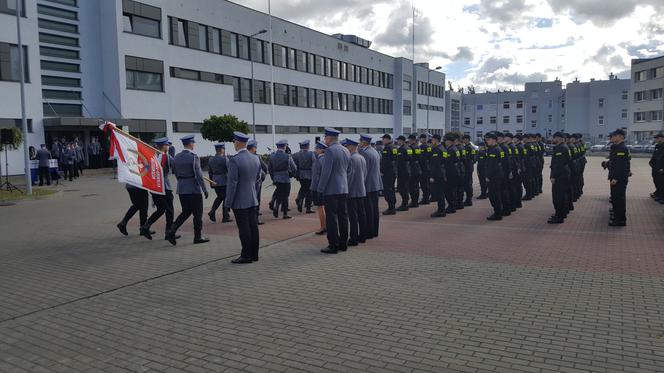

{"left": 380, "top": 134, "right": 397, "bottom": 215}
{"left": 395, "top": 135, "right": 411, "bottom": 211}
{"left": 496, "top": 132, "right": 513, "bottom": 216}
{"left": 344, "top": 138, "right": 367, "bottom": 246}
{"left": 442, "top": 134, "right": 460, "bottom": 214}
{"left": 166, "top": 135, "right": 209, "bottom": 245}
{"left": 476, "top": 141, "right": 488, "bottom": 199}
{"left": 139, "top": 137, "right": 176, "bottom": 240}
{"left": 428, "top": 134, "right": 447, "bottom": 217}
{"left": 418, "top": 133, "right": 432, "bottom": 205}
{"left": 268, "top": 139, "right": 297, "bottom": 219}
{"left": 311, "top": 141, "right": 328, "bottom": 235}
{"left": 36, "top": 144, "right": 52, "bottom": 186}
{"left": 604, "top": 129, "right": 631, "bottom": 226}
{"left": 407, "top": 134, "right": 421, "bottom": 208}
{"left": 359, "top": 134, "right": 382, "bottom": 239}
{"left": 650, "top": 133, "right": 664, "bottom": 203}
{"left": 317, "top": 127, "right": 350, "bottom": 254}
{"left": 226, "top": 132, "right": 262, "bottom": 264}
{"left": 484, "top": 132, "right": 505, "bottom": 221}
{"left": 207, "top": 143, "right": 232, "bottom": 223}
{"left": 548, "top": 132, "right": 571, "bottom": 224}
{"left": 461, "top": 134, "right": 477, "bottom": 206}
{"left": 247, "top": 139, "right": 268, "bottom": 225}
{"left": 453, "top": 135, "right": 466, "bottom": 210}
{"left": 504, "top": 132, "right": 522, "bottom": 210}
{"left": 293, "top": 140, "right": 316, "bottom": 214}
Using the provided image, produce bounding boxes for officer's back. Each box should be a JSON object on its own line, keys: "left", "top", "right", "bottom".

{"left": 173, "top": 150, "right": 204, "bottom": 194}
{"left": 208, "top": 154, "right": 228, "bottom": 186}
{"left": 269, "top": 151, "right": 292, "bottom": 183}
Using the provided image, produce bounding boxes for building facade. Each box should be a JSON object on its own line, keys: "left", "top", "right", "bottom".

{"left": 0, "top": 0, "right": 446, "bottom": 175}
{"left": 629, "top": 56, "right": 664, "bottom": 142}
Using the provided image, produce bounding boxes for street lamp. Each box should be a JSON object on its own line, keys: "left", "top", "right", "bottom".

{"left": 250, "top": 29, "right": 268, "bottom": 140}
{"left": 426, "top": 66, "right": 442, "bottom": 133}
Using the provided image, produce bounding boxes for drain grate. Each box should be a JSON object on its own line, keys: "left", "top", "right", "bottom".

{"left": 0, "top": 202, "right": 16, "bottom": 207}
{"left": 80, "top": 194, "right": 98, "bottom": 198}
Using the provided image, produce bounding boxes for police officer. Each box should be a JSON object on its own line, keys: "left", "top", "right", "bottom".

{"left": 208, "top": 143, "right": 232, "bottom": 223}
{"left": 166, "top": 135, "right": 209, "bottom": 245}
{"left": 476, "top": 141, "right": 488, "bottom": 199}
{"left": 50, "top": 139, "right": 61, "bottom": 171}
{"left": 568, "top": 134, "right": 580, "bottom": 203}
{"left": 407, "top": 134, "right": 421, "bottom": 208}
{"left": 268, "top": 139, "right": 297, "bottom": 219}
{"left": 247, "top": 140, "right": 268, "bottom": 225}
{"left": 63, "top": 143, "right": 76, "bottom": 181}
{"left": 548, "top": 132, "right": 571, "bottom": 224}
{"left": 140, "top": 137, "right": 176, "bottom": 240}
{"left": 293, "top": 140, "right": 316, "bottom": 214}
{"left": 461, "top": 134, "right": 477, "bottom": 206}
{"left": 380, "top": 134, "right": 397, "bottom": 215}
{"left": 484, "top": 132, "right": 505, "bottom": 221}
{"left": 117, "top": 184, "right": 149, "bottom": 236}
{"left": 522, "top": 134, "right": 537, "bottom": 201}
{"left": 395, "top": 135, "right": 411, "bottom": 211}
{"left": 311, "top": 141, "right": 328, "bottom": 235}
{"left": 576, "top": 134, "right": 588, "bottom": 198}
{"left": 317, "top": 127, "right": 350, "bottom": 254}
{"left": 418, "top": 134, "right": 432, "bottom": 205}
{"left": 536, "top": 133, "right": 545, "bottom": 195}
{"left": 344, "top": 138, "right": 367, "bottom": 246}
{"left": 504, "top": 132, "right": 522, "bottom": 210}
{"left": 650, "top": 133, "right": 664, "bottom": 203}
{"left": 605, "top": 129, "right": 631, "bottom": 226}
{"left": 496, "top": 132, "right": 513, "bottom": 215}
{"left": 442, "top": 133, "right": 460, "bottom": 214}
{"left": 359, "top": 134, "right": 382, "bottom": 239}
{"left": 429, "top": 134, "right": 447, "bottom": 217}
{"left": 36, "top": 144, "right": 51, "bottom": 186}
{"left": 227, "top": 132, "right": 262, "bottom": 264}
{"left": 453, "top": 135, "right": 466, "bottom": 210}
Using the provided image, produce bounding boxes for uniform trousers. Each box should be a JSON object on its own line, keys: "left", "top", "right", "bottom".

{"left": 296, "top": 178, "right": 313, "bottom": 208}
{"left": 419, "top": 171, "right": 430, "bottom": 202}
{"left": 654, "top": 171, "right": 664, "bottom": 198}
{"left": 172, "top": 194, "right": 204, "bottom": 236}
{"left": 233, "top": 207, "right": 260, "bottom": 260}
{"left": 478, "top": 168, "right": 487, "bottom": 196}
{"left": 552, "top": 178, "right": 569, "bottom": 218}
{"left": 488, "top": 179, "right": 503, "bottom": 216}
{"left": 324, "top": 194, "right": 349, "bottom": 251}
{"left": 363, "top": 191, "right": 379, "bottom": 238}
{"left": 38, "top": 166, "right": 51, "bottom": 186}
{"left": 273, "top": 182, "right": 291, "bottom": 213}
{"left": 397, "top": 174, "right": 409, "bottom": 206}
{"left": 347, "top": 197, "right": 367, "bottom": 244}
{"left": 122, "top": 188, "right": 149, "bottom": 227}
{"left": 464, "top": 168, "right": 474, "bottom": 201}
{"left": 443, "top": 178, "right": 457, "bottom": 210}
{"left": 408, "top": 173, "right": 420, "bottom": 205}
{"left": 610, "top": 179, "right": 628, "bottom": 222}
{"left": 511, "top": 174, "right": 523, "bottom": 208}
{"left": 145, "top": 190, "right": 174, "bottom": 232}
{"left": 210, "top": 186, "right": 229, "bottom": 217}
{"left": 381, "top": 174, "right": 397, "bottom": 209}
{"left": 501, "top": 178, "right": 512, "bottom": 213}
{"left": 431, "top": 177, "right": 446, "bottom": 212}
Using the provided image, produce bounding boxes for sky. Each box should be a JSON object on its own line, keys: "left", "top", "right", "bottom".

{"left": 232, "top": 0, "right": 664, "bottom": 92}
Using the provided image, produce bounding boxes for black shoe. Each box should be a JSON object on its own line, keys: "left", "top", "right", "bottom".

{"left": 338, "top": 246, "right": 348, "bottom": 252}
{"left": 208, "top": 212, "right": 216, "bottom": 222}
{"left": 273, "top": 208, "right": 279, "bottom": 218}
{"left": 456, "top": 205, "right": 464, "bottom": 210}
{"left": 408, "top": 202, "right": 419, "bottom": 208}
{"left": 117, "top": 223, "right": 128, "bottom": 236}
{"left": 608, "top": 220, "right": 626, "bottom": 227}
{"left": 283, "top": 215, "right": 292, "bottom": 219}
{"left": 477, "top": 195, "right": 488, "bottom": 200}
{"left": 315, "top": 229, "right": 327, "bottom": 235}
{"left": 547, "top": 217, "right": 564, "bottom": 224}
{"left": 419, "top": 199, "right": 430, "bottom": 205}
{"left": 522, "top": 196, "right": 532, "bottom": 201}
{"left": 268, "top": 200, "right": 275, "bottom": 211}
{"left": 252, "top": 257, "right": 259, "bottom": 262}
{"left": 231, "top": 257, "right": 253, "bottom": 264}
{"left": 194, "top": 237, "right": 210, "bottom": 244}
{"left": 358, "top": 239, "right": 366, "bottom": 244}
{"left": 464, "top": 200, "right": 473, "bottom": 206}
{"left": 430, "top": 211, "right": 446, "bottom": 218}
{"left": 140, "top": 227, "right": 152, "bottom": 240}
{"left": 222, "top": 216, "right": 233, "bottom": 223}
{"left": 321, "top": 247, "right": 338, "bottom": 254}
{"left": 444, "top": 208, "right": 456, "bottom": 214}
{"left": 569, "top": 205, "right": 574, "bottom": 211}
{"left": 257, "top": 220, "right": 265, "bottom": 225}
{"left": 348, "top": 241, "right": 359, "bottom": 247}
{"left": 296, "top": 200, "right": 303, "bottom": 213}
{"left": 397, "top": 205, "right": 409, "bottom": 211}
{"left": 165, "top": 231, "right": 177, "bottom": 246}
{"left": 486, "top": 214, "right": 502, "bottom": 221}
{"left": 306, "top": 208, "right": 315, "bottom": 214}
{"left": 502, "top": 211, "right": 511, "bottom": 216}
{"left": 382, "top": 209, "right": 397, "bottom": 215}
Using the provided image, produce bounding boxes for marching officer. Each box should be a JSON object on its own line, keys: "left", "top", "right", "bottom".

{"left": 395, "top": 135, "right": 412, "bottom": 211}
{"left": 407, "top": 134, "right": 421, "bottom": 208}
{"left": 418, "top": 133, "right": 432, "bottom": 205}
{"left": 605, "top": 129, "right": 631, "bottom": 226}
{"left": 359, "top": 134, "right": 383, "bottom": 239}
{"left": 453, "top": 135, "right": 466, "bottom": 210}
{"left": 461, "top": 134, "right": 476, "bottom": 206}
{"left": 293, "top": 140, "right": 316, "bottom": 214}
{"left": 429, "top": 134, "right": 447, "bottom": 217}
{"left": 476, "top": 141, "right": 488, "bottom": 199}
{"left": 548, "top": 132, "right": 571, "bottom": 224}
{"left": 247, "top": 140, "right": 268, "bottom": 225}
{"left": 207, "top": 143, "right": 232, "bottom": 223}
{"left": 504, "top": 132, "right": 522, "bottom": 210}
{"left": 312, "top": 141, "right": 328, "bottom": 235}
{"left": 343, "top": 138, "right": 367, "bottom": 246}
{"left": 442, "top": 133, "right": 461, "bottom": 214}
{"left": 484, "top": 132, "right": 505, "bottom": 221}
{"left": 380, "top": 134, "right": 397, "bottom": 215}
{"left": 496, "top": 132, "right": 513, "bottom": 216}
{"left": 117, "top": 184, "right": 149, "bottom": 236}
{"left": 140, "top": 137, "right": 176, "bottom": 240}
{"left": 226, "top": 132, "right": 262, "bottom": 264}
{"left": 650, "top": 133, "right": 664, "bottom": 203}
{"left": 268, "top": 139, "right": 297, "bottom": 219}
{"left": 166, "top": 135, "right": 209, "bottom": 246}
{"left": 317, "top": 128, "right": 350, "bottom": 254}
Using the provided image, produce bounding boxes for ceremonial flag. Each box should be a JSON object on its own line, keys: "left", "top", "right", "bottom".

{"left": 100, "top": 121, "right": 165, "bottom": 195}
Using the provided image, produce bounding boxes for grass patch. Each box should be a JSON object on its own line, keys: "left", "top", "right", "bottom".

{"left": 0, "top": 188, "right": 59, "bottom": 201}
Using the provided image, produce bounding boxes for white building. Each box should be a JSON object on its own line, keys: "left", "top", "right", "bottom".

{"left": 0, "top": 0, "right": 446, "bottom": 175}
{"left": 629, "top": 56, "right": 664, "bottom": 142}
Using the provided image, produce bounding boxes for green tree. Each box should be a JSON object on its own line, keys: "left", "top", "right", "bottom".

{"left": 200, "top": 114, "right": 250, "bottom": 143}
{"left": 0, "top": 128, "right": 23, "bottom": 151}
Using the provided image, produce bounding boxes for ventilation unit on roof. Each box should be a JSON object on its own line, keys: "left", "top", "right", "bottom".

{"left": 332, "top": 34, "right": 372, "bottom": 49}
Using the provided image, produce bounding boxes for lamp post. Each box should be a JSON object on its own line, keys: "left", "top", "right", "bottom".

{"left": 16, "top": 0, "right": 31, "bottom": 195}
{"left": 426, "top": 66, "right": 442, "bottom": 133}
{"left": 250, "top": 29, "right": 267, "bottom": 140}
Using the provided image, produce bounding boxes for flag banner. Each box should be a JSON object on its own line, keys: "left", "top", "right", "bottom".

{"left": 100, "top": 121, "right": 165, "bottom": 195}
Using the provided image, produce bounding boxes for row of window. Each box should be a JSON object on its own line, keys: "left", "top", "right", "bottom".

{"left": 170, "top": 66, "right": 271, "bottom": 103}
{"left": 416, "top": 81, "right": 445, "bottom": 98}
{"left": 634, "top": 111, "right": 664, "bottom": 122}
{"left": 273, "top": 83, "right": 393, "bottom": 115}
{"left": 0, "top": 42, "right": 29, "bottom": 82}
{"left": 464, "top": 114, "right": 555, "bottom": 126}
{"left": 634, "top": 66, "right": 664, "bottom": 82}
{"left": 0, "top": 0, "right": 25, "bottom": 16}
{"left": 173, "top": 122, "right": 392, "bottom": 135}
{"left": 417, "top": 104, "right": 444, "bottom": 112}
{"left": 43, "top": 103, "right": 81, "bottom": 117}
{"left": 37, "top": 3, "right": 77, "bottom": 20}
{"left": 634, "top": 88, "right": 663, "bottom": 102}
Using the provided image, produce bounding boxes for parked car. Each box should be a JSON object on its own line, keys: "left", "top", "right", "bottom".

{"left": 590, "top": 142, "right": 610, "bottom": 152}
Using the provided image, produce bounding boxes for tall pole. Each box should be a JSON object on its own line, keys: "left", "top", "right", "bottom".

{"left": 426, "top": 70, "right": 430, "bottom": 133}
{"left": 16, "top": 0, "right": 31, "bottom": 195}
{"left": 268, "top": 0, "right": 276, "bottom": 147}
{"left": 250, "top": 50, "right": 256, "bottom": 140}
{"left": 411, "top": 3, "right": 416, "bottom": 134}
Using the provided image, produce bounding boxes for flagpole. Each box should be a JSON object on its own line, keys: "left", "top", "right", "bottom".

{"left": 16, "top": 0, "right": 31, "bottom": 195}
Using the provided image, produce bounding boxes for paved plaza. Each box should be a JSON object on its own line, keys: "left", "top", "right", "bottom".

{"left": 0, "top": 158, "right": 663, "bottom": 373}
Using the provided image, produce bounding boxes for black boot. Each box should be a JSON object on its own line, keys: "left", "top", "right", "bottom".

{"left": 194, "top": 232, "right": 210, "bottom": 244}
{"left": 139, "top": 225, "right": 152, "bottom": 240}
{"left": 116, "top": 222, "right": 128, "bottom": 236}
{"left": 208, "top": 211, "right": 216, "bottom": 222}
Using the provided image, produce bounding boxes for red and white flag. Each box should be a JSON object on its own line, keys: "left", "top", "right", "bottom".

{"left": 100, "top": 121, "right": 165, "bottom": 195}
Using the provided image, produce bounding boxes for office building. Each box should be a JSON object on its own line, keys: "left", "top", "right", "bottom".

{"left": 629, "top": 55, "right": 664, "bottom": 142}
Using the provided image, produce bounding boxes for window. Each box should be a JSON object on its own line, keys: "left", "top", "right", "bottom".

{"left": 316, "top": 90, "right": 324, "bottom": 109}
{"left": 2, "top": 0, "right": 25, "bottom": 16}
{"left": 210, "top": 28, "right": 220, "bottom": 53}
{"left": 490, "top": 116, "right": 496, "bottom": 124}
{"left": 272, "top": 44, "right": 286, "bottom": 67}
{"left": 651, "top": 88, "right": 663, "bottom": 100}
{"left": 548, "top": 100, "right": 552, "bottom": 108}
{"left": 341, "top": 62, "right": 347, "bottom": 80}
{"left": 476, "top": 117, "right": 483, "bottom": 125}
{"left": 598, "top": 98, "right": 604, "bottom": 108}
{"left": 325, "top": 58, "right": 332, "bottom": 77}
{"left": 123, "top": 14, "right": 160, "bottom": 38}
{"left": 230, "top": 77, "right": 240, "bottom": 100}
{"left": 39, "top": 19, "right": 78, "bottom": 34}
{"left": 295, "top": 50, "right": 306, "bottom": 72}
{"left": 40, "top": 46, "right": 78, "bottom": 59}
{"left": 621, "top": 91, "right": 628, "bottom": 100}
{"left": 39, "top": 33, "right": 78, "bottom": 47}
{"left": 598, "top": 115, "right": 604, "bottom": 125}
{"left": 464, "top": 117, "right": 470, "bottom": 125}
{"left": 325, "top": 91, "right": 332, "bottom": 109}
{"left": 38, "top": 4, "right": 77, "bottom": 19}
{"left": 621, "top": 109, "right": 628, "bottom": 119}
{"left": 172, "top": 122, "right": 202, "bottom": 133}
{"left": 516, "top": 115, "right": 523, "bottom": 124}
{"left": 403, "top": 74, "right": 412, "bottom": 91}
{"left": 530, "top": 120, "right": 537, "bottom": 128}
{"left": 308, "top": 88, "right": 315, "bottom": 108}
{"left": 254, "top": 80, "right": 268, "bottom": 104}
{"left": 249, "top": 38, "right": 262, "bottom": 62}
{"left": 403, "top": 100, "right": 412, "bottom": 116}
{"left": 238, "top": 35, "right": 249, "bottom": 60}
{"left": 654, "top": 67, "right": 664, "bottom": 79}
{"left": 297, "top": 86, "right": 307, "bottom": 107}
{"left": 0, "top": 44, "right": 29, "bottom": 82}
{"left": 46, "top": 0, "right": 77, "bottom": 5}
{"left": 239, "top": 78, "right": 250, "bottom": 102}
{"left": 125, "top": 56, "right": 163, "bottom": 92}
{"left": 176, "top": 19, "right": 187, "bottom": 46}
{"left": 43, "top": 103, "right": 81, "bottom": 117}
{"left": 274, "top": 83, "right": 287, "bottom": 105}
{"left": 634, "top": 112, "right": 646, "bottom": 122}
{"left": 288, "top": 85, "right": 297, "bottom": 106}
{"left": 503, "top": 116, "right": 510, "bottom": 124}
{"left": 634, "top": 91, "right": 645, "bottom": 102}
{"left": 314, "top": 55, "right": 324, "bottom": 75}
{"left": 477, "top": 104, "right": 483, "bottom": 111}
{"left": 476, "top": 131, "right": 483, "bottom": 139}
{"left": 307, "top": 53, "right": 315, "bottom": 74}
{"left": 230, "top": 32, "right": 238, "bottom": 57}
{"left": 288, "top": 48, "right": 296, "bottom": 70}
{"left": 42, "top": 89, "right": 81, "bottom": 100}
{"left": 503, "top": 101, "right": 510, "bottom": 109}
{"left": 531, "top": 106, "right": 537, "bottom": 114}
{"left": 198, "top": 24, "right": 208, "bottom": 50}
{"left": 651, "top": 111, "right": 663, "bottom": 121}
{"left": 516, "top": 100, "right": 523, "bottom": 109}
{"left": 332, "top": 60, "right": 340, "bottom": 79}
{"left": 41, "top": 60, "right": 79, "bottom": 72}
{"left": 634, "top": 70, "right": 647, "bottom": 81}
{"left": 42, "top": 75, "right": 79, "bottom": 87}
{"left": 548, "top": 114, "right": 552, "bottom": 123}
{"left": 332, "top": 92, "right": 340, "bottom": 110}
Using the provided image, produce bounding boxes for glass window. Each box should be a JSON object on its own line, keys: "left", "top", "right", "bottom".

{"left": 548, "top": 114, "right": 553, "bottom": 123}
{"left": 288, "top": 85, "right": 298, "bottom": 106}
{"left": 43, "top": 103, "right": 81, "bottom": 117}
{"left": 325, "top": 58, "right": 332, "bottom": 77}
{"left": 171, "top": 67, "right": 199, "bottom": 80}
{"left": 598, "top": 115, "right": 604, "bottom": 125}
{"left": 230, "top": 32, "right": 238, "bottom": 57}
{"left": 126, "top": 70, "right": 162, "bottom": 91}
{"left": 210, "top": 28, "right": 220, "bottom": 53}
{"left": 231, "top": 77, "right": 241, "bottom": 101}
{"left": 530, "top": 120, "right": 537, "bottom": 128}
{"left": 251, "top": 38, "right": 262, "bottom": 62}
{"left": 125, "top": 15, "right": 160, "bottom": 38}
{"left": 297, "top": 86, "right": 307, "bottom": 107}
{"left": 198, "top": 24, "right": 207, "bottom": 50}
{"left": 325, "top": 91, "right": 332, "bottom": 109}
{"left": 274, "top": 83, "right": 287, "bottom": 105}
{"left": 516, "top": 115, "right": 523, "bottom": 123}
{"left": 39, "top": 33, "right": 78, "bottom": 47}
{"left": 39, "top": 18, "right": 78, "bottom": 34}
{"left": 316, "top": 90, "right": 324, "bottom": 109}
{"left": 296, "top": 50, "right": 306, "bottom": 72}
{"left": 332, "top": 60, "right": 340, "bottom": 79}
{"left": 531, "top": 106, "right": 537, "bottom": 113}
{"left": 503, "top": 101, "right": 510, "bottom": 109}
{"left": 238, "top": 35, "right": 249, "bottom": 59}
{"left": 490, "top": 116, "right": 496, "bottom": 124}
{"left": 38, "top": 4, "right": 77, "bottom": 19}
{"left": 288, "top": 48, "right": 296, "bottom": 69}
{"left": 477, "top": 117, "right": 483, "bottom": 125}
{"left": 240, "top": 78, "right": 251, "bottom": 102}
{"left": 477, "top": 104, "right": 483, "bottom": 111}
{"left": 1, "top": 45, "right": 29, "bottom": 82}
{"left": 308, "top": 88, "right": 316, "bottom": 108}
{"left": 41, "top": 60, "right": 79, "bottom": 72}
{"left": 502, "top": 116, "right": 510, "bottom": 124}
{"left": 348, "top": 64, "right": 355, "bottom": 82}
{"left": 307, "top": 54, "right": 315, "bottom": 73}
{"left": 42, "top": 89, "right": 81, "bottom": 100}
{"left": 3, "top": 0, "right": 25, "bottom": 16}
{"left": 516, "top": 100, "right": 523, "bottom": 108}
{"left": 341, "top": 62, "right": 347, "bottom": 80}
{"left": 40, "top": 46, "right": 79, "bottom": 59}
{"left": 42, "top": 75, "right": 79, "bottom": 87}
{"left": 47, "top": 0, "right": 77, "bottom": 5}
{"left": 315, "top": 55, "right": 324, "bottom": 75}
{"left": 403, "top": 100, "right": 412, "bottom": 116}
{"left": 177, "top": 20, "right": 187, "bottom": 46}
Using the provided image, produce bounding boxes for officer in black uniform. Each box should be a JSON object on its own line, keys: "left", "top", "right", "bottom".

{"left": 476, "top": 141, "right": 488, "bottom": 199}
{"left": 442, "top": 133, "right": 460, "bottom": 214}
{"left": 428, "top": 134, "right": 447, "bottom": 217}
{"left": 548, "top": 132, "right": 571, "bottom": 224}
{"left": 407, "top": 134, "right": 421, "bottom": 208}
{"left": 461, "top": 134, "right": 476, "bottom": 206}
{"left": 604, "top": 129, "right": 631, "bottom": 226}
{"left": 496, "top": 132, "right": 513, "bottom": 216}
{"left": 522, "top": 134, "right": 537, "bottom": 201}
{"left": 396, "top": 135, "right": 411, "bottom": 211}
{"left": 504, "top": 132, "right": 522, "bottom": 210}
{"left": 650, "top": 133, "right": 664, "bottom": 203}
{"left": 380, "top": 134, "right": 397, "bottom": 215}
{"left": 418, "top": 134, "right": 432, "bottom": 205}
{"left": 513, "top": 134, "right": 526, "bottom": 204}
{"left": 536, "top": 133, "right": 545, "bottom": 194}
{"left": 453, "top": 135, "right": 466, "bottom": 210}
{"left": 484, "top": 132, "right": 504, "bottom": 220}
